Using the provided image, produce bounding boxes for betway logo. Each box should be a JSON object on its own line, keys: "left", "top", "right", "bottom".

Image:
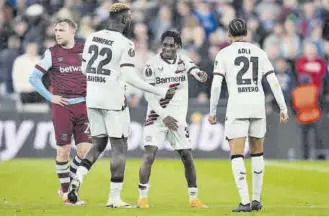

{"left": 59, "top": 66, "right": 81, "bottom": 73}
{"left": 155, "top": 75, "right": 185, "bottom": 84}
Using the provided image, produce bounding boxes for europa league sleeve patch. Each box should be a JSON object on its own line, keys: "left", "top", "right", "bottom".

{"left": 128, "top": 48, "right": 135, "bottom": 57}
{"left": 145, "top": 67, "right": 153, "bottom": 77}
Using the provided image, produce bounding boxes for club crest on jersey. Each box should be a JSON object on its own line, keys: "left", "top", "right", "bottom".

{"left": 128, "top": 48, "right": 135, "bottom": 57}
{"left": 158, "top": 65, "right": 163, "bottom": 71}
{"left": 58, "top": 57, "right": 63, "bottom": 62}
{"left": 61, "top": 134, "right": 68, "bottom": 141}
{"left": 176, "top": 60, "right": 186, "bottom": 73}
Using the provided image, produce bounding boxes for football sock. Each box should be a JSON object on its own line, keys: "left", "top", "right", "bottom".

{"left": 231, "top": 155, "right": 250, "bottom": 205}
{"left": 69, "top": 156, "right": 82, "bottom": 181}
{"left": 188, "top": 187, "right": 198, "bottom": 201}
{"left": 251, "top": 153, "right": 264, "bottom": 202}
{"left": 56, "top": 160, "right": 70, "bottom": 193}
{"left": 138, "top": 183, "right": 149, "bottom": 198}
{"left": 75, "top": 159, "right": 92, "bottom": 184}
{"left": 110, "top": 178, "right": 123, "bottom": 201}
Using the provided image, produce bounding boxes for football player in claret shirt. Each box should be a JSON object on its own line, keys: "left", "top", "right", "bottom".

{"left": 29, "top": 18, "right": 91, "bottom": 205}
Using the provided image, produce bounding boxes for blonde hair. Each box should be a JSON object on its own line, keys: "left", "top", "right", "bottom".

{"left": 56, "top": 18, "right": 77, "bottom": 30}
{"left": 109, "top": 3, "right": 130, "bottom": 13}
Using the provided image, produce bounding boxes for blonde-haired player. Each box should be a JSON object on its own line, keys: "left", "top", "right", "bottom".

{"left": 68, "top": 3, "right": 175, "bottom": 208}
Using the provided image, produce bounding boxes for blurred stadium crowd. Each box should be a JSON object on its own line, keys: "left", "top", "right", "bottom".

{"left": 0, "top": 0, "right": 329, "bottom": 111}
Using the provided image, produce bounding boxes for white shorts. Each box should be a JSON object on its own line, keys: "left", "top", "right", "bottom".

{"left": 87, "top": 108, "right": 130, "bottom": 138}
{"left": 225, "top": 118, "right": 266, "bottom": 140}
{"left": 143, "top": 120, "right": 191, "bottom": 150}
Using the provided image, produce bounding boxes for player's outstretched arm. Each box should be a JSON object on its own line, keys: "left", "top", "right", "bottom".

{"left": 183, "top": 55, "right": 207, "bottom": 83}
{"left": 266, "top": 72, "right": 289, "bottom": 122}
{"left": 121, "top": 66, "right": 167, "bottom": 98}
{"left": 29, "top": 68, "right": 53, "bottom": 101}
{"left": 209, "top": 74, "right": 223, "bottom": 124}
{"left": 189, "top": 69, "right": 208, "bottom": 83}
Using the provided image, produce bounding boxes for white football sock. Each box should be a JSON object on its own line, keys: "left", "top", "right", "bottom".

{"left": 138, "top": 183, "right": 149, "bottom": 198}
{"left": 109, "top": 182, "right": 123, "bottom": 201}
{"left": 231, "top": 155, "right": 250, "bottom": 205}
{"left": 76, "top": 166, "right": 89, "bottom": 184}
{"left": 188, "top": 187, "right": 198, "bottom": 201}
{"left": 251, "top": 153, "right": 264, "bottom": 202}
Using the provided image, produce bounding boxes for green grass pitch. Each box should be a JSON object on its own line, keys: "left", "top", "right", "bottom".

{"left": 0, "top": 159, "right": 328, "bottom": 216}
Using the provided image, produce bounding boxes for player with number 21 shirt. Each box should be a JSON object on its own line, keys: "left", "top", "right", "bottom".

{"left": 208, "top": 18, "right": 288, "bottom": 212}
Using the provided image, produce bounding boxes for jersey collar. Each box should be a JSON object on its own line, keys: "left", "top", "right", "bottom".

{"left": 233, "top": 40, "right": 246, "bottom": 42}
{"left": 106, "top": 28, "right": 120, "bottom": 33}
{"left": 160, "top": 53, "right": 177, "bottom": 65}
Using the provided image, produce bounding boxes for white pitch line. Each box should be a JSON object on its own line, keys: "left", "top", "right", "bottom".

{"left": 265, "top": 161, "right": 329, "bottom": 173}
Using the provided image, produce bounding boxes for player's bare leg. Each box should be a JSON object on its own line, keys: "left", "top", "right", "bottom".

{"left": 68, "top": 136, "right": 108, "bottom": 204}
{"left": 249, "top": 136, "right": 264, "bottom": 211}
{"left": 229, "top": 137, "right": 251, "bottom": 212}
{"left": 177, "top": 149, "right": 207, "bottom": 208}
{"left": 106, "top": 137, "right": 134, "bottom": 208}
{"left": 137, "top": 145, "right": 158, "bottom": 208}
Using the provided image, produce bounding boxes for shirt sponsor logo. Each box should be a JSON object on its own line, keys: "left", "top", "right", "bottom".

{"left": 155, "top": 75, "right": 186, "bottom": 84}
{"left": 59, "top": 66, "right": 82, "bottom": 73}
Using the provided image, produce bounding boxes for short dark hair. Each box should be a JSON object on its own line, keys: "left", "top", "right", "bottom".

{"left": 228, "top": 18, "right": 247, "bottom": 37}
{"left": 55, "top": 18, "right": 77, "bottom": 30}
{"left": 161, "top": 31, "right": 182, "bottom": 48}
{"left": 109, "top": 3, "right": 130, "bottom": 20}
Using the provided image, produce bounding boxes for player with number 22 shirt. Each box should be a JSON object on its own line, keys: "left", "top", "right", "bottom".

{"left": 208, "top": 18, "right": 289, "bottom": 212}
{"left": 68, "top": 3, "right": 175, "bottom": 208}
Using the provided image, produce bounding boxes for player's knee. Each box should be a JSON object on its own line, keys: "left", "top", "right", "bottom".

{"left": 144, "top": 152, "right": 156, "bottom": 165}
{"left": 76, "top": 142, "right": 92, "bottom": 159}
{"left": 111, "top": 152, "right": 125, "bottom": 168}
{"left": 56, "top": 144, "right": 71, "bottom": 161}
{"left": 178, "top": 149, "right": 194, "bottom": 167}
{"left": 92, "top": 136, "right": 108, "bottom": 153}
{"left": 249, "top": 137, "right": 264, "bottom": 154}
{"left": 116, "top": 154, "right": 125, "bottom": 164}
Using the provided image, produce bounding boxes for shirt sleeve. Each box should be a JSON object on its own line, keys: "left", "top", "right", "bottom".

{"left": 183, "top": 55, "right": 199, "bottom": 75}
{"left": 213, "top": 52, "right": 225, "bottom": 77}
{"left": 120, "top": 41, "right": 136, "bottom": 68}
{"left": 262, "top": 51, "right": 275, "bottom": 77}
{"left": 35, "top": 49, "right": 52, "bottom": 74}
